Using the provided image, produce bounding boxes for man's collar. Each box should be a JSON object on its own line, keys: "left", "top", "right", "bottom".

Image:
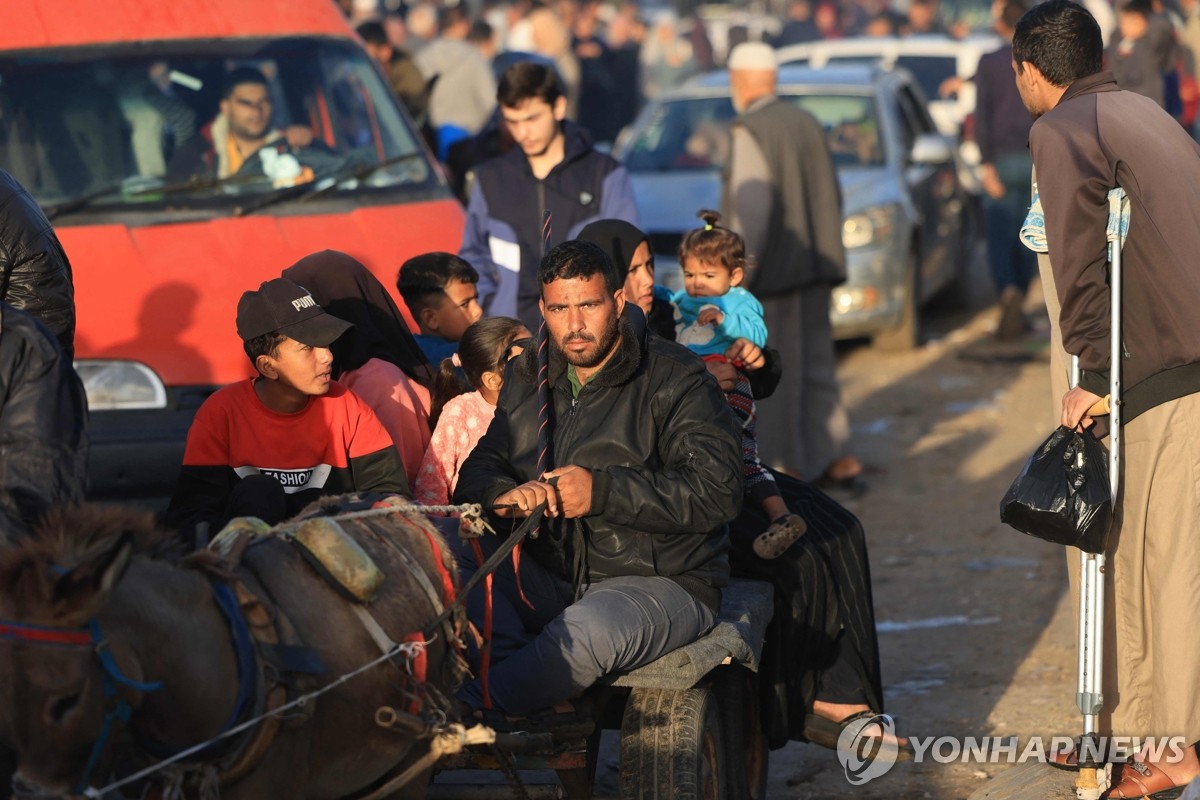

{"left": 1059, "top": 71, "right": 1119, "bottom": 106}
{"left": 744, "top": 94, "right": 778, "bottom": 114}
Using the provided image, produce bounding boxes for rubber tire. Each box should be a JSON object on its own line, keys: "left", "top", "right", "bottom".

{"left": 873, "top": 249, "right": 922, "bottom": 352}
{"left": 713, "top": 667, "right": 770, "bottom": 799}
{"left": 619, "top": 685, "right": 725, "bottom": 800}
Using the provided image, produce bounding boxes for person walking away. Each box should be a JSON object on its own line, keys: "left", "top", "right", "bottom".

{"left": 773, "top": 0, "right": 822, "bottom": 46}
{"left": 528, "top": 7, "right": 582, "bottom": 118}
{"left": 572, "top": 2, "right": 617, "bottom": 143}
{"left": 975, "top": 0, "right": 1038, "bottom": 340}
{"left": 1014, "top": 1, "right": 1200, "bottom": 793}
{"left": 415, "top": 5, "right": 498, "bottom": 161}
{"left": 1108, "top": 0, "right": 1171, "bottom": 108}
{"left": 720, "top": 42, "right": 862, "bottom": 487}
{"left": 357, "top": 19, "right": 430, "bottom": 126}
{"left": 604, "top": 5, "right": 645, "bottom": 138}
{"left": 459, "top": 61, "right": 638, "bottom": 330}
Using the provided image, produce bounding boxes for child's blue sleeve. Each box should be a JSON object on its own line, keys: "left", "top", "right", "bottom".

{"left": 653, "top": 284, "right": 674, "bottom": 303}
{"left": 715, "top": 289, "right": 768, "bottom": 347}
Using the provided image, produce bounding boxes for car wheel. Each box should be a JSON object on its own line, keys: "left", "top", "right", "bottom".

{"left": 873, "top": 247, "right": 922, "bottom": 352}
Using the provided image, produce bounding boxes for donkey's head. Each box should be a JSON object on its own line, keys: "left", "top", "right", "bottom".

{"left": 0, "top": 506, "right": 160, "bottom": 798}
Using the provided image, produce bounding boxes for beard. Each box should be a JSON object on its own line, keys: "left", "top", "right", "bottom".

{"left": 556, "top": 317, "right": 621, "bottom": 370}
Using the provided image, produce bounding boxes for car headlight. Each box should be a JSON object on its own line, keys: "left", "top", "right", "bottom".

{"left": 73, "top": 360, "right": 168, "bottom": 411}
{"left": 842, "top": 205, "right": 898, "bottom": 249}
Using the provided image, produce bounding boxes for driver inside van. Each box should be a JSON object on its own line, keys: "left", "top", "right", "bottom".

{"left": 167, "top": 66, "right": 319, "bottom": 187}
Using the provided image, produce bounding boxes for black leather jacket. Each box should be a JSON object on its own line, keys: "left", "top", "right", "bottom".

{"left": 0, "top": 304, "right": 88, "bottom": 539}
{"left": 0, "top": 171, "right": 76, "bottom": 360}
{"left": 454, "top": 306, "right": 743, "bottom": 611}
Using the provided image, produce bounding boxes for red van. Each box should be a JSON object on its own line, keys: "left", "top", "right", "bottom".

{"left": 0, "top": 1, "right": 464, "bottom": 495}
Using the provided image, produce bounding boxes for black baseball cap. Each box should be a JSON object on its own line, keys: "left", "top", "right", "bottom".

{"left": 235, "top": 278, "right": 352, "bottom": 346}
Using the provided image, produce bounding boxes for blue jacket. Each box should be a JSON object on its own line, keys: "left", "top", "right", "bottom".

{"left": 657, "top": 285, "right": 768, "bottom": 356}
{"left": 459, "top": 123, "right": 639, "bottom": 329}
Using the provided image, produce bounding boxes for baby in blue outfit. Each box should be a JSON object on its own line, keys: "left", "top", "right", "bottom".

{"left": 661, "top": 210, "right": 807, "bottom": 559}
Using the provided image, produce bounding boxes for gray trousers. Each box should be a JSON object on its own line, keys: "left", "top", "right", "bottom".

{"left": 455, "top": 536, "right": 716, "bottom": 716}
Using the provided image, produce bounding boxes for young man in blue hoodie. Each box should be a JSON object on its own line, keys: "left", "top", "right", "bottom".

{"left": 459, "top": 61, "right": 639, "bottom": 330}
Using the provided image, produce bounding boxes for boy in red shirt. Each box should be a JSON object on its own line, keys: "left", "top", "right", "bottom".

{"left": 166, "top": 278, "right": 409, "bottom": 540}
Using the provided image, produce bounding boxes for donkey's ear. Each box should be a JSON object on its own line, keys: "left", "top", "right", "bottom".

{"left": 52, "top": 532, "right": 135, "bottom": 625}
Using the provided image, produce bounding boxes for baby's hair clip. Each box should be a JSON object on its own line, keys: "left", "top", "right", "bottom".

{"left": 704, "top": 223, "right": 713, "bottom": 231}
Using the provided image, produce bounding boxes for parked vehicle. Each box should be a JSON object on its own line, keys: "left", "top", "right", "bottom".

{"left": 613, "top": 63, "right": 968, "bottom": 350}
{"left": 1, "top": 0, "right": 464, "bottom": 496}
{"left": 776, "top": 34, "right": 1002, "bottom": 193}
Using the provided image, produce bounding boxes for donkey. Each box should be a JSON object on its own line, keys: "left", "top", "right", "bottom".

{"left": 0, "top": 499, "right": 464, "bottom": 799}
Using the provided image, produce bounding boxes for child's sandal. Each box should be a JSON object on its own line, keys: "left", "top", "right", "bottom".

{"left": 753, "top": 514, "right": 807, "bottom": 559}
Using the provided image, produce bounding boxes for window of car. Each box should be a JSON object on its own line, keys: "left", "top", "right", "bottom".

{"left": 0, "top": 37, "right": 434, "bottom": 214}
{"left": 892, "top": 81, "right": 937, "bottom": 161}
{"left": 892, "top": 55, "right": 958, "bottom": 105}
{"left": 620, "top": 91, "right": 884, "bottom": 172}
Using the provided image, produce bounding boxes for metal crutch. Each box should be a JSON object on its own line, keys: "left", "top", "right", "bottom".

{"left": 1073, "top": 187, "right": 1126, "bottom": 800}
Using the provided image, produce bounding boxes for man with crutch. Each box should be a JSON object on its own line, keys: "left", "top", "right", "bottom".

{"left": 1013, "top": 1, "right": 1200, "bottom": 796}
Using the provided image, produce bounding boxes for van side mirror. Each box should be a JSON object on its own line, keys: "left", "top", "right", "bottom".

{"left": 910, "top": 133, "right": 955, "bottom": 165}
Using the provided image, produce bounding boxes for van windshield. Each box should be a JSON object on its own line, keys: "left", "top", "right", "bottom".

{"left": 0, "top": 38, "right": 436, "bottom": 214}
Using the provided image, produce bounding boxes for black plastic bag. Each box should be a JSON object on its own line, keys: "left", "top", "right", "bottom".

{"left": 1000, "top": 425, "right": 1112, "bottom": 554}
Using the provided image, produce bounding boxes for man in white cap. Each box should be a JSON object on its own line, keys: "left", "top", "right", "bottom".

{"left": 720, "top": 42, "right": 862, "bottom": 490}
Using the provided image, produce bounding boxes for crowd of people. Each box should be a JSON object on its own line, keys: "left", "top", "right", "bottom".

{"left": 2, "top": 0, "right": 1199, "bottom": 793}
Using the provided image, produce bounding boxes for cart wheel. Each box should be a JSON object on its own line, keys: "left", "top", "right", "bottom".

{"left": 713, "top": 667, "right": 769, "bottom": 799}
{"left": 619, "top": 685, "right": 724, "bottom": 800}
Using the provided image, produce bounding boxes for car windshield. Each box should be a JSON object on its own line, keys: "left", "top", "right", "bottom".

{"left": 0, "top": 37, "right": 434, "bottom": 212}
{"left": 892, "top": 56, "right": 956, "bottom": 104}
{"left": 621, "top": 92, "right": 883, "bottom": 172}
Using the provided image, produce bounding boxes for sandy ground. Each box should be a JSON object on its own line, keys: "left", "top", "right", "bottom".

{"left": 758, "top": 257, "right": 1084, "bottom": 799}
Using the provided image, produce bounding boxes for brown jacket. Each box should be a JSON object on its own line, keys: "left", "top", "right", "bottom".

{"left": 1031, "top": 71, "right": 1200, "bottom": 419}
{"left": 387, "top": 50, "right": 429, "bottom": 122}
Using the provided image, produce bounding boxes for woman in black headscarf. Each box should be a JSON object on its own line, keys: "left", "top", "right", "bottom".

{"left": 283, "top": 250, "right": 433, "bottom": 487}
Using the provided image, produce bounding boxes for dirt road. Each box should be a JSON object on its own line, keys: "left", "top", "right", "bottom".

{"left": 765, "top": 279, "right": 1082, "bottom": 799}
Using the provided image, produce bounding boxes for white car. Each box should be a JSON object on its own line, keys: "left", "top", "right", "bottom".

{"left": 776, "top": 34, "right": 1002, "bottom": 193}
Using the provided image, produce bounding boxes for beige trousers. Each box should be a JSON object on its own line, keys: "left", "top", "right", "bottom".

{"left": 1037, "top": 253, "right": 1200, "bottom": 743}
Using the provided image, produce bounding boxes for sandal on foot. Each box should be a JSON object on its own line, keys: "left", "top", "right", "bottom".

{"left": 754, "top": 514, "right": 808, "bottom": 559}
{"left": 1049, "top": 737, "right": 1125, "bottom": 772}
{"left": 1103, "top": 760, "right": 1189, "bottom": 799}
{"left": 802, "top": 711, "right": 914, "bottom": 762}
{"left": 1048, "top": 742, "right": 1080, "bottom": 771}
